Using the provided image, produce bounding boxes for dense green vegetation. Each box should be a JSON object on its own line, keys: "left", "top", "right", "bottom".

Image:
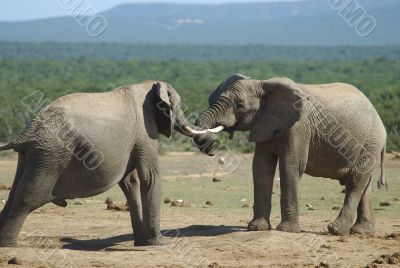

{"left": 1, "top": 42, "right": 400, "bottom": 61}
{"left": 0, "top": 58, "right": 399, "bottom": 151}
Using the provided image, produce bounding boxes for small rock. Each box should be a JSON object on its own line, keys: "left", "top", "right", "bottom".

{"left": 384, "top": 233, "right": 400, "bottom": 241}
{"left": 0, "top": 183, "right": 11, "bottom": 190}
{"left": 367, "top": 252, "right": 400, "bottom": 267}
{"left": 105, "top": 197, "right": 114, "bottom": 205}
{"left": 321, "top": 244, "right": 331, "bottom": 249}
{"left": 181, "top": 200, "right": 191, "bottom": 208}
{"left": 242, "top": 203, "right": 250, "bottom": 208}
{"left": 341, "top": 188, "right": 346, "bottom": 193}
{"left": 208, "top": 262, "right": 220, "bottom": 268}
{"left": 306, "top": 203, "right": 313, "bottom": 209}
{"left": 113, "top": 204, "right": 129, "bottom": 211}
{"left": 320, "top": 196, "right": 326, "bottom": 200}
{"left": 388, "top": 252, "right": 400, "bottom": 264}
{"left": 212, "top": 177, "right": 221, "bottom": 182}
{"left": 316, "top": 260, "right": 329, "bottom": 268}
{"left": 240, "top": 198, "right": 247, "bottom": 202}
{"left": 332, "top": 206, "right": 341, "bottom": 210}
{"left": 205, "top": 200, "right": 213, "bottom": 205}
{"left": 164, "top": 197, "right": 171, "bottom": 204}
{"left": 171, "top": 200, "right": 191, "bottom": 208}
{"left": 380, "top": 201, "right": 392, "bottom": 207}
{"left": 394, "top": 197, "right": 400, "bottom": 201}
{"left": 8, "top": 258, "right": 22, "bottom": 265}
{"left": 107, "top": 201, "right": 129, "bottom": 211}
{"left": 74, "top": 201, "right": 83, "bottom": 205}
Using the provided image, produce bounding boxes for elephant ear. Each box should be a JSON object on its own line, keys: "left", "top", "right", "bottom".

{"left": 249, "top": 78, "right": 305, "bottom": 142}
{"left": 153, "top": 82, "right": 173, "bottom": 138}
{"left": 208, "top": 73, "right": 250, "bottom": 105}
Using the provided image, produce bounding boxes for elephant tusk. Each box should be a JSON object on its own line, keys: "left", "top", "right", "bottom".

{"left": 184, "top": 126, "right": 209, "bottom": 135}
{"left": 207, "top": 126, "right": 225, "bottom": 133}
{"left": 184, "top": 125, "right": 225, "bottom": 134}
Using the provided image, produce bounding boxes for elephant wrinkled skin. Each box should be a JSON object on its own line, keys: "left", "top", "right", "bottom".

{"left": 0, "top": 81, "right": 198, "bottom": 247}
{"left": 191, "top": 74, "right": 387, "bottom": 236}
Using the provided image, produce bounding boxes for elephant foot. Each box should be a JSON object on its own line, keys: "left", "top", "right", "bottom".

{"left": 327, "top": 220, "right": 351, "bottom": 236}
{"left": 276, "top": 220, "right": 301, "bottom": 233}
{"left": 134, "top": 236, "right": 164, "bottom": 247}
{"left": 247, "top": 218, "right": 271, "bottom": 231}
{"left": 350, "top": 220, "right": 375, "bottom": 235}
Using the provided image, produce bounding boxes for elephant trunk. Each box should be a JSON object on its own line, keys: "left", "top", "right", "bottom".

{"left": 172, "top": 106, "right": 211, "bottom": 137}
{"left": 174, "top": 103, "right": 225, "bottom": 136}
{"left": 194, "top": 99, "right": 231, "bottom": 131}
{"left": 173, "top": 108, "right": 194, "bottom": 137}
{"left": 185, "top": 108, "right": 224, "bottom": 135}
{"left": 191, "top": 106, "right": 224, "bottom": 155}
{"left": 195, "top": 109, "right": 216, "bottom": 130}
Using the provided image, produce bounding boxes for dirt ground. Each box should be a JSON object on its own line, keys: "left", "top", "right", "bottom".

{"left": 0, "top": 151, "right": 398, "bottom": 268}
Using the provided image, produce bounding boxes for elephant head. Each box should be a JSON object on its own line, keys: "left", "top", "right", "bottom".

{"left": 152, "top": 81, "right": 205, "bottom": 139}
{"left": 187, "top": 74, "right": 306, "bottom": 150}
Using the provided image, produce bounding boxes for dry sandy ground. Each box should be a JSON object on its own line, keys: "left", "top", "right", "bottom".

{"left": 0, "top": 152, "right": 398, "bottom": 268}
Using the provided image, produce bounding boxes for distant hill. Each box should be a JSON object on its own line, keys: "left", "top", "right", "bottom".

{"left": 0, "top": 0, "right": 399, "bottom": 45}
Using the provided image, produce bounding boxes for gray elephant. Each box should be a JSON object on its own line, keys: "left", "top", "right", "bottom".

{"left": 0, "top": 81, "right": 198, "bottom": 246}
{"left": 189, "top": 74, "right": 387, "bottom": 236}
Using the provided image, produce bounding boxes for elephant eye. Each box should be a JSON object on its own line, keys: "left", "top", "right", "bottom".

{"left": 236, "top": 102, "right": 245, "bottom": 110}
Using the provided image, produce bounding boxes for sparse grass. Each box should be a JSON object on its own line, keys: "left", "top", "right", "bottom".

{"left": 0, "top": 152, "right": 398, "bottom": 267}
{"left": 0, "top": 152, "right": 399, "bottom": 219}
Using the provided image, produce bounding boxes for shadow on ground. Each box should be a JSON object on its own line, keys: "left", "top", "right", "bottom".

{"left": 60, "top": 225, "right": 245, "bottom": 251}
{"left": 162, "top": 224, "right": 245, "bottom": 237}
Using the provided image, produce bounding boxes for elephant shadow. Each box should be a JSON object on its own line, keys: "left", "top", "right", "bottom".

{"left": 60, "top": 225, "right": 244, "bottom": 251}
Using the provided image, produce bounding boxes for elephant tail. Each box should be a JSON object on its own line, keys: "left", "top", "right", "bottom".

{"left": 0, "top": 142, "right": 15, "bottom": 151}
{"left": 0, "top": 133, "right": 32, "bottom": 151}
{"left": 377, "top": 144, "right": 387, "bottom": 190}
{"left": 0, "top": 115, "right": 44, "bottom": 152}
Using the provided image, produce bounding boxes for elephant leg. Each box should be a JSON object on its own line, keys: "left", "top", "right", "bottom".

{"left": 0, "top": 167, "right": 55, "bottom": 246}
{"left": 248, "top": 144, "right": 278, "bottom": 231}
{"left": 274, "top": 134, "right": 309, "bottom": 233}
{"left": 276, "top": 160, "right": 303, "bottom": 233}
{"left": 350, "top": 177, "right": 375, "bottom": 234}
{"left": 118, "top": 170, "right": 145, "bottom": 241}
{"left": 0, "top": 152, "right": 26, "bottom": 229}
{"left": 275, "top": 137, "right": 309, "bottom": 234}
{"left": 133, "top": 147, "right": 162, "bottom": 246}
{"left": 328, "top": 175, "right": 371, "bottom": 236}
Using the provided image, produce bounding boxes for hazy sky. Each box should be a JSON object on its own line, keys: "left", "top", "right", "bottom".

{"left": 1, "top": 0, "right": 300, "bottom": 21}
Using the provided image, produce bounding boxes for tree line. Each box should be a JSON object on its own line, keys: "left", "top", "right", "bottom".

{"left": 0, "top": 58, "right": 399, "bottom": 151}
{"left": 1, "top": 42, "right": 400, "bottom": 62}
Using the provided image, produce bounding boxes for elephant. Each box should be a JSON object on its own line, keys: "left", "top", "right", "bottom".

{"left": 0, "top": 81, "right": 200, "bottom": 247}
{"left": 188, "top": 74, "right": 387, "bottom": 236}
